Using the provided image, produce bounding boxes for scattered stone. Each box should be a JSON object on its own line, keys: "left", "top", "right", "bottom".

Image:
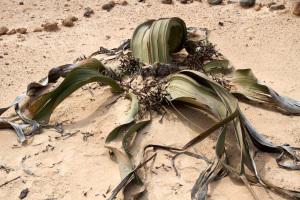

{"left": 161, "top": 0, "right": 172, "bottom": 4}
{"left": 3, "top": 52, "right": 8, "bottom": 55}
{"left": 19, "top": 1, "right": 24, "bottom": 5}
{"left": 84, "top": 7, "right": 94, "bottom": 17}
{"left": 105, "top": 35, "right": 111, "bottom": 40}
{"left": 218, "top": 21, "right": 224, "bottom": 26}
{"left": 254, "top": 3, "right": 262, "bottom": 11}
{"left": 292, "top": 1, "right": 300, "bottom": 15}
{"left": 42, "top": 22, "right": 59, "bottom": 32}
{"left": 0, "top": 26, "right": 9, "bottom": 36}
{"left": 16, "top": 28, "right": 27, "bottom": 34}
{"left": 5, "top": 62, "right": 9, "bottom": 65}
{"left": 208, "top": 0, "right": 222, "bottom": 5}
{"left": 269, "top": 4, "right": 285, "bottom": 10}
{"left": 0, "top": 55, "right": 3, "bottom": 58}
{"left": 239, "top": 0, "right": 255, "bottom": 7}
{"left": 120, "top": 0, "right": 128, "bottom": 5}
{"left": 19, "top": 188, "right": 29, "bottom": 199}
{"left": 227, "top": 0, "right": 237, "bottom": 4}
{"left": 33, "top": 27, "right": 43, "bottom": 32}
{"left": 62, "top": 16, "right": 78, "bottom": 27}
{"left": 102, "top": 1, "right": 115, "bottom": 11}
{"left": 62, "top": 19, "right": 74, "bottom": 27}
{"left": 62, "top": 16, "right": 77, "bottom": 27}
{"left": 7, "top": 29, "right": 16, "bottom": 35}
{"left": 180, "top": 0, "right": 188, "bottom": 4}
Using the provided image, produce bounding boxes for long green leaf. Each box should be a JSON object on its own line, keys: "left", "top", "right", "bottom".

{"left": 22, "top": 58, "right": 122, "bottom": 123}
{"left": 131, "top": 17, "right": 187, "bottom": 65}
{"left": 105, "top": 93, "right": 139, "bottom": 143}
{"left": 166, "top": 69, "right": 300, "bottom": 199}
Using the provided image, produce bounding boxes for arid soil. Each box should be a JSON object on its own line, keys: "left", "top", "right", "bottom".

{"left": 0, "top": 0, "right": 299, "bottom": 199}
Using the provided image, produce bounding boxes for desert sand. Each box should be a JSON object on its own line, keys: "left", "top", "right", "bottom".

{"left": 0, "top": 0, "right": 299, "bottom": 199}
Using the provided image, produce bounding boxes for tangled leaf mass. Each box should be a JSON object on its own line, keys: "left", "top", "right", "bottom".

{"left": 1, "top": 18, "right": 300, "bottom": 200}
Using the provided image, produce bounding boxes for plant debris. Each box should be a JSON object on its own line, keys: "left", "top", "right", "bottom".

{"left": 0, "top": 164, "right": 14, "bottom": 174}
{"left": 0, "top": 176, "right": 21, "bottom": 188}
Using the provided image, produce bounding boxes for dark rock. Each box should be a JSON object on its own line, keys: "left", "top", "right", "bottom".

{"left": 218, "top": 21, "right": 224, "bottom": 26}
{"left": 0, "top": 26, "right": 9, "bottom": 36}
{"left": 161, "top": 0, "right": 172, "bottom": 4}
{"left": 102, "top": 1, "right": 115, "bottom": 11}
{"left": 180, "top": 0, "right": 188, "bottom": 4}
{"left": 42, "top": 22, "right": 59, "bottom": 32}
{"left": 120, "top": 0, "right": 128, "bottom": 5}
{"left": 84, "top": 7, "right": 94, "bottom": 17}
{"left": 16, "top": 28, "right": 27, "bottom": 34}
{"left": 19, "top": 1, "right": 24, "bottom": 5}
{"left": 19, "top": 188, "right": 29, "bottom": 199}
{"left": 208, "top": 0, "right": 223, "bottom": 5}
{"left": 62, "top": 16, "right": 77, "bottom": 27}
{"left": 239, "top": 0, "right": 255, "bottom": 7}
{"left": 269, "top": 4, "right": 285, "bottom": 10}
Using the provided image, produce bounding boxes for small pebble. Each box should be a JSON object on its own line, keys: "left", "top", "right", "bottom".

{"left": 0, "top": 55, "right": 3, "bottom": 58}
{"left": 7, "top": 29, "right": 16, "bottom": 35}
{"left": 0, "top": 26, "right": 9, "bottom": 36}
{"left": 292, "top": 1, "right": 300, "bottom": 16}
{"left": 218, "top": 21, "right": 224, "bottom": 26}
{"left": 42, "top": 22, "right": 59, "bottom": 32}
{"left": 102, "top": 1, "right": 115, "bottom": 11}
{"left": 161, "top": 0, "right": 172, "bottom": 4}
{"left": 16, "top": 28, "right": 27, "bottom": 34}
{"left": 62, "top": 19, "right": 73, "bottom": 27}
{"left": 3, "top": 52, "right": 8, "bottom": 55}
{"left": 120, "top": 0, "right": 128, "bottom": 5}
{"left": 19, "top": 188, "right": 29, "bottom": 199}
{"left": 180, "top": 0, "right": 188, "bottom": 4}
{"left": 19, "top": 1, "right": 24, "bottom": 5}
{"left": 269, "top": 4, "right": 285, "bottom": 10}
{"left": 208, "top": 0, "right": 222, "bottom": 5}
{"left": 62, "top": 16, "right": 77, "bottom": 27}
{"left": 239, "top": 0, "right": 255, "bottom": 7}
{"left": 84, "top": 7, "right": 94, "bottom": 17}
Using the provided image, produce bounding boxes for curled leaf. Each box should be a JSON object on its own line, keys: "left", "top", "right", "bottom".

{"left": 131, "top": 17, "right": 187, "bottom": 65}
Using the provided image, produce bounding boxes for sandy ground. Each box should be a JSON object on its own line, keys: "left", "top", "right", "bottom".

{"left": 0, "top": 0, "right": 300, "bottom": 199}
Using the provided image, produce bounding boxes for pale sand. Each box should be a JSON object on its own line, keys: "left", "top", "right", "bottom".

{"left": 0, "top": 0, "right": 299, "bottom": 199}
